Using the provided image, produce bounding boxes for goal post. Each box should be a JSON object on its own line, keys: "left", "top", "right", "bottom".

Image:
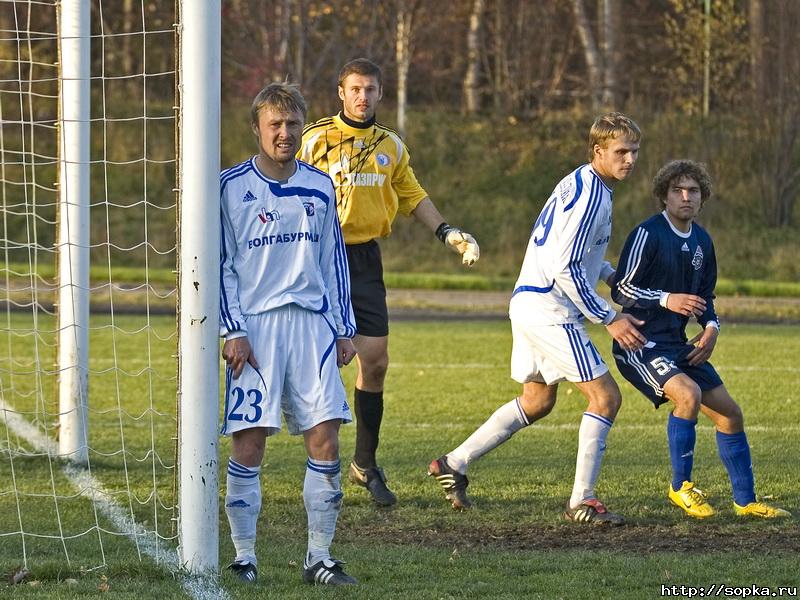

{"left": 0, "top": 0, "right": 222, "bottom": 579}
{"left": 177, "top": 0, "right": 222, "bottom": 574}
{"left": 57, "top": 0, "right": 91, "bottom": 465}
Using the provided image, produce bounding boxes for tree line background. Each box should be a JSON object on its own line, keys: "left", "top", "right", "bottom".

{"left": 226, "top": 0, "right": 800, "bottom": 280}
{"left": 1, "top": 0, "right": 798, "bottom": 280}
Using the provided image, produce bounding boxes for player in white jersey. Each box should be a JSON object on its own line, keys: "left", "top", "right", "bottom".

{"left": 220, "top": 83, "right": 358, "bottom": 586}
{"left": 429, "top": 113, "right": 646, "bottom": 525}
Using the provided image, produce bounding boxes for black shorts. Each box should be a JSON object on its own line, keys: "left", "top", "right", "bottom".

{"left": 612, "top": 341, "right": 723, "bottom": 408}
{"left": 346, "top": 240, "right": 388, "bottom": 337}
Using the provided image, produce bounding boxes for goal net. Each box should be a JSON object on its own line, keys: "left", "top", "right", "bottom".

{"left": 0, "top": 0, "right": 220, "bottom": 581}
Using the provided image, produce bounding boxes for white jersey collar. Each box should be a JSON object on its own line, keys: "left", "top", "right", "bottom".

{"left": 250, "top": 155, "right": 298, "bottom": 185}
{"left": 661, "top": 210, "right": 692, "bottom": 238}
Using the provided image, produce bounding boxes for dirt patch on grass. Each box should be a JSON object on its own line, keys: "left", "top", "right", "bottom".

{"left": 341, "top": 521, "right": 800, "bottom": 554}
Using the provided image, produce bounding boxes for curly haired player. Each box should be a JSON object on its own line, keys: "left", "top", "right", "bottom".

{"left": 611, "top": 159, "right": 790, "bottom": 520}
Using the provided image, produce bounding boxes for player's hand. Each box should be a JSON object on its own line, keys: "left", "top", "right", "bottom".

{"left": 222, "top": 336, "right": 259, "bottom": 379}
{"left": 686, "top": 326, "right": 718, "bottom": 366}
{"left": 446, "top": 229, "right": 480, "bottom": 266}
{"left": 606, "top": 313, "right": 647, "bottom": 351}
{"left": 336, "top": 338, "right": 356, "bottom": 367}
{"left": 665, "top": 293, "right": 706, "bottom": 317}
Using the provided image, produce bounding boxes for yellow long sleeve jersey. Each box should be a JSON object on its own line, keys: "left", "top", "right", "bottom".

{"left": 299, "top": 113, "right": 428, "bottom": 244}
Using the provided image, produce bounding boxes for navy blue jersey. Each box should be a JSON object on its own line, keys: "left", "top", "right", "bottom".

{"left": 612, "top": 212, "right": 718, "bottom": 344}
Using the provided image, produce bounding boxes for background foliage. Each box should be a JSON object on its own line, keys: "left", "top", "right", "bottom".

{"left": 1, "top": 0, "right": 798, "bottom": 280}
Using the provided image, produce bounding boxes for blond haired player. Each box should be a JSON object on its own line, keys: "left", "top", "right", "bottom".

{"left": 430, "top": 113, "right": 645, "bottom": 525}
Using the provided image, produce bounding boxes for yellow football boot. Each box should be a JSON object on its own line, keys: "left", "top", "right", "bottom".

{"left": 668, "top": 481, "right": 716, "bottom": 518}
{"left": 733, "top": 501, "right": 791, "bottom": 519}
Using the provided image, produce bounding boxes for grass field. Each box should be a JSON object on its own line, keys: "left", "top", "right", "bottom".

{"left": 1, "top": 317, "right": 799, "bottom": 598}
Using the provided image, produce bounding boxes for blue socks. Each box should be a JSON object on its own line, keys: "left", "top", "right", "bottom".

{"left": 669, "top": 412, "right": 756, "bottom": 505}
{"left": 667, "top": 413, "right": 696, "bottom": 491}
{"left": 716, "top": 430, "right": 756, "bottom": 506}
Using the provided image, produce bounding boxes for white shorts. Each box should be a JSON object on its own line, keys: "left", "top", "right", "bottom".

{"left": 221, "top": 305, "right": 352, "bottom": 437}
{"left": 510, "top": 320, "right": 608, "bottom": 385}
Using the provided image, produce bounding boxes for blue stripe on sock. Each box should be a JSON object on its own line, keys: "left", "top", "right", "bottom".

{"left": 514, "top": 397, "right": 530, "bottom": 425}
{"left": 307, "top": 459, "right": 341, "bottom": 475}
{"left": 583, "top": 411, "right": 613, "bottom": 427}
{"left": 228, "top": 459, "right": 260, "bottom": 479}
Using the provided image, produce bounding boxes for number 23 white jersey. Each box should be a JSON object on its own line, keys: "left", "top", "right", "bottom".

{"left": 510, "top": 164, "right": 616, "bottom": 326}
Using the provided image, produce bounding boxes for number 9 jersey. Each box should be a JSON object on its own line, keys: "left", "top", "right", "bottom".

{"left": 509, "top": 164, "right": 617, "bottom": 326}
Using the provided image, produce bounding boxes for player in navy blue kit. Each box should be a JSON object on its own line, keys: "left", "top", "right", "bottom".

{"left": 612, "top": 159, "right": 790, "bottom": 519}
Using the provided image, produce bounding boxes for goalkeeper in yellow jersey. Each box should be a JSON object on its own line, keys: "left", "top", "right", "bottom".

{"left": 299, "top": 58, "right": 479, "bottom": 506}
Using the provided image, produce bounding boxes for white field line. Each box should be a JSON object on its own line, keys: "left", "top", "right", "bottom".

{"left": 0, "top": 399, "right": 228, "bottom": 600}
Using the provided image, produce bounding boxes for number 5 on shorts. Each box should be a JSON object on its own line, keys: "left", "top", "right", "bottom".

{"left": 228, "top": 386, "right": 263, "bottom": 423}
{"left": 649, "top": 356, "right": 676, "bottom": 376}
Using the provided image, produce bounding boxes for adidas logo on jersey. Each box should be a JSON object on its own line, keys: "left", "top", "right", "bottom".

{"left": 242, "top": 190, "right": 257, "bottom": 203}
{"left": 681, "top": 242, "right": 690, "bottom": 252}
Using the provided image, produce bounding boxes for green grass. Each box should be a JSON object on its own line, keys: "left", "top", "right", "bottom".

{"left": 2, "top": 318, "right": 799, "bottom": 598}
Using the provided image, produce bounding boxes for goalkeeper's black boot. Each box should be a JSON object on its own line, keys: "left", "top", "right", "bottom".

{"left": 348, "top": 461, "right": 397, "bottom": 507}
{"left": 428, "top": 456, "right": 472, "bottom": 511}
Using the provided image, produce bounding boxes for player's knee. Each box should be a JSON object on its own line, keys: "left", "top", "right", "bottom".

{"left": 306, "top": 430, "right": 340, "bottom": 462}
{"left": 360, "top": 353, "right": 389, "bottom": 385}
{"left": 584, "top": 374, "right": 622, "bottom": 418}
{"left": 231, "top": 431, "right": 266, "bottom": 466}
{"left": 598, "top": 391, "right": 622, "bottom": 417}
{"left": 519, "top": 389, "right": 556, "bottom": 420}
{"left": 725, "top": 402, "right": 744, "bottom": 430}
{"left": 671, "top": 382, "right": 702, "bottom": 416}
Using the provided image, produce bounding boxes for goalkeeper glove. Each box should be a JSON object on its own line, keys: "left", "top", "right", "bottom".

{"left": 435, "top": 223, "right": 480, "bottom": 266}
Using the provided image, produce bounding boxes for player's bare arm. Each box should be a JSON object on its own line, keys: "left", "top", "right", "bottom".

{"left": 411, "top": 198, "right": 480, "bottom": 266}
{"left": 686, "top": 326, "right": 718, "bottom": 366}
{"left": 336, "top": 338, "right": 357, "bottom": 368}
{"left": 605, "top": 313, "right": 646, "bottom": 351}
{"left": 665, "top": 293, "right": 706, "bottom": 317}
{"left": 222, "top": 336, "right": 259, "bottom": 379}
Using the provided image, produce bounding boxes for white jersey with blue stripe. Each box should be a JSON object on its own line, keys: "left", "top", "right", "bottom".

{"left": 509, "top": 164, "right": 616, "bottom": 326}
{"left": 219, "top": 157, "right": 356, "bottom": 338}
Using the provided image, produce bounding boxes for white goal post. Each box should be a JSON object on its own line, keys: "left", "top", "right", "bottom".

{"left": 177, "top": 0, "right": 221, "bottom": 573}
{"left": 0, "top": 0, "right": 221, "bottom": 578}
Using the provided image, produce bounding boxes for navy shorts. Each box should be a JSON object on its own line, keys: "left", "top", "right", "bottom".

{"left": 612, "top": 341, "right": 723, "bottom": 408}
{"left": 346, "top": 240, "right": 388, "bottom": 337}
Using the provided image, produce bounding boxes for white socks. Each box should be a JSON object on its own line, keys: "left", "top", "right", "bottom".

{"left": 226, "top": 457, "right": 344, "bottom": 568}
{"left": 569, "top": 412, "right": 613, "bottom": 509}
{"left": 446, "top": 398, "right": 530, "bottom": 474}
{"left": 225, "top": 459, "right": 261, "bottom": 565}
{"left": 303, "top": 458, "right": 343, "bottom": 567}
